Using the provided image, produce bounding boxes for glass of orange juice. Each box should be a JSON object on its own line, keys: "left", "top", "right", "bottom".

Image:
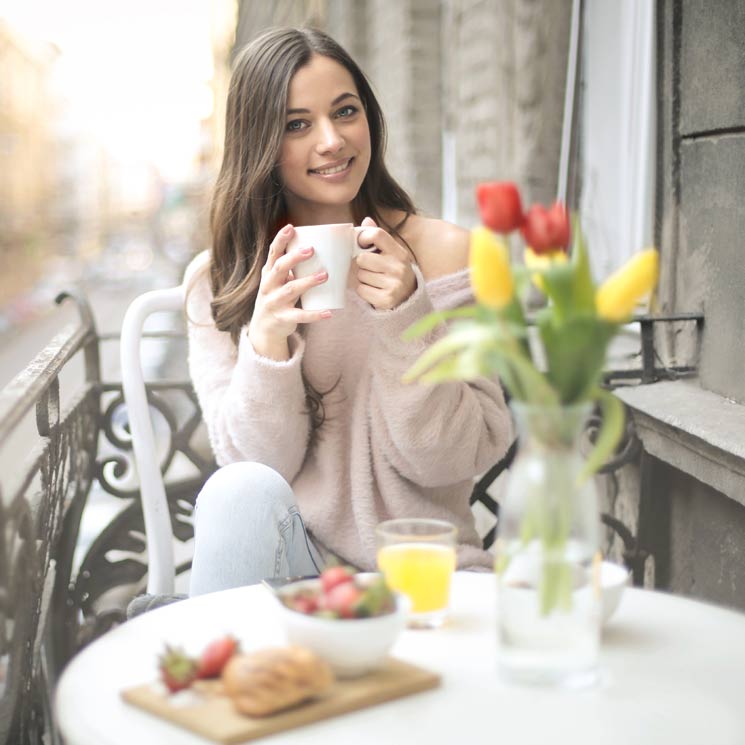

{"left": 375, "top": 518, "right": 457, "bottom": 628}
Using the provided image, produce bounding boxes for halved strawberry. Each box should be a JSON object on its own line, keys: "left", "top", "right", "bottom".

{"left": 159, "top": 645, "right": 197, "bottom": 692}
{"left": 319, "top": 566, "right": 354, "bottom": 594}
{"left": 322, "top": 580, "right": 363, "bottom": 618}
{"left": 196, "top": 635, "right": 239, "bottom": 679}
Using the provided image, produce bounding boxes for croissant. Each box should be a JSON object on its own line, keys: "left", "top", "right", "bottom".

{"left": 222, "top": 646, "right": 334, "bottom": 717}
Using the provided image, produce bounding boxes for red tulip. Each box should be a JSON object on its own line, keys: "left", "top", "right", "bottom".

{"left": 520, "top": 201, "right": 570, "bottom": 254}
{"left": 476, "top": 182, "right": 524, "bottom": 233}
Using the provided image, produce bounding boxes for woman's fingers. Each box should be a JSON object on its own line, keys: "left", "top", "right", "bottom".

{"left": 271, "top": 245, "right": 316, "bottom": 278}
{"left": 354, "top": 220, "right": 417, "bottom": 310}
{"left": 355, "top": 282, "right": 396, "bottom": 311}
{"left": 262, "top": 245, "right": 317, "bottom": 294}
{"left": 277, "top": 307, "right": 333, "bottom": 324}
{"left": 265, "top": 224, "right": 295, "bottom": 271}
{"left": 355, "top": 251, "right": 410, "bottom": 291}
{"left": 356, "top": 218, "right": 408, "bottom": 260}
{"left": 265, "top": 270, "right": 328, "bottom": 310}
{"left": 355, "top": 267, "right": 388, "bottom": 290}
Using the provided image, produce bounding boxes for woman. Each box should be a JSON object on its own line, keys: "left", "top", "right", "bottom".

{"left": 185, "top": 27, "right": 512, "bottom": 595}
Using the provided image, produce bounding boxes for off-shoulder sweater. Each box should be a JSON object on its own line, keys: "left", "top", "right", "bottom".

{"left": 185, "top": 251, "right": 513, "bottom": 571}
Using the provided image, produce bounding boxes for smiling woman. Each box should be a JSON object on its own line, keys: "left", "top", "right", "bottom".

{"left": 278, "top": 58, "right": 372, "bottom": 224}
{"left": 183, "top": 27, "right": 514, "bottom": 597}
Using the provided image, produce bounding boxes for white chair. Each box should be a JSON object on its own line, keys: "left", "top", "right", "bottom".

{"left": 120, "top": 284, "right": 185, "bottom": 596}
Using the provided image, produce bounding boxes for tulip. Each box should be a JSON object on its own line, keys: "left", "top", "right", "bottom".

{"left": 595, "top": 249, "right": 659, "bottom": 322}
{"left": 521, "top": 202, "right": 571, "bottom": 254}
{"left": 469, "top": 226, "right": 514, "bottom": 308}
{"left": 476, "top": 182, "right": 524, "bottom": 233}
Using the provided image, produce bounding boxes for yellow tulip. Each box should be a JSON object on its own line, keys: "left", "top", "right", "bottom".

{"left": 469, "top": 226, "right": 514, "bottom": 308}
{"left": 523, "top": 246, "right": 568, "bottom": 293}
{"left": 595, "top": 249, "right": 659, "bottom": 322}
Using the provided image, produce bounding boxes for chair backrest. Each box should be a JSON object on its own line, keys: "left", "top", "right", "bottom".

{"left": 120, "top": 285, "right": 185, "bottom": 595}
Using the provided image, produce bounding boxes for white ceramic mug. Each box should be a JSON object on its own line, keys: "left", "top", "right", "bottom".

{"left": 288, "top": 223, "right": 366, "bottom": 310}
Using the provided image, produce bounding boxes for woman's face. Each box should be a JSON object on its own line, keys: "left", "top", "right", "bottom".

{"left": 278, "top": 54, "right": 371, "bottom": 224}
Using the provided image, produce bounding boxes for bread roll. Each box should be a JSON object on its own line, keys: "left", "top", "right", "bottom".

{"left": 222, "top": 646, "right": 334, "bottom": 717}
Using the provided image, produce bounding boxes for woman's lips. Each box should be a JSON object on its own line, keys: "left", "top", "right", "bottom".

{"left": 308, "top": 158, "right": 354, "bottom": 178}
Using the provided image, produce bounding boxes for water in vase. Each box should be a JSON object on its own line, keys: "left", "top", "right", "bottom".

{"left": 496, "top": 539, "right": 601, "bottom": 688}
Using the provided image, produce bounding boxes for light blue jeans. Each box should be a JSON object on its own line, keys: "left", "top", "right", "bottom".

{"left": 188, "top": 462, "right": 324, "bottom": 596}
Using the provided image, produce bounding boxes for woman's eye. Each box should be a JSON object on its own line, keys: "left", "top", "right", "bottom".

{"left": 335, "top": 105, "right": 357, "bottom": 119}
{"left": 286, "top": 120, "right": 306, "bottom": 132}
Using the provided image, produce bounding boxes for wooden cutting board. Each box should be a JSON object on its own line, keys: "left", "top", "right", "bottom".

{"left": 122, "top": 657, "right": 440, "bottom": 743}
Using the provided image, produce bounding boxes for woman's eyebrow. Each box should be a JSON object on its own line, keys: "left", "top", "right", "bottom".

{"left": 286, "top": 92, "right": 360, "bottom": 115}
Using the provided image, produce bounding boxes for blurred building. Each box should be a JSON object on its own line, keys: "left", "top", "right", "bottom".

{"left": 209, "top": 0, "right": 239, "bottom": 173}
{"left": 50, "top": 110, "right": 108, "bottom": 262}
{"left": 0, "top": 20, "right": 59, "bottom": 296}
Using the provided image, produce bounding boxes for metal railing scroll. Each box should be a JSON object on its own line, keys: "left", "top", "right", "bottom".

{"left": 0, "top": 292, "right": 215, "bottom": 745}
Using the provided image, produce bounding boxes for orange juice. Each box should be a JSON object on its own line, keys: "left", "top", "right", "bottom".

{"left": 377, "top": 543, "right": 456, "bottom": 613}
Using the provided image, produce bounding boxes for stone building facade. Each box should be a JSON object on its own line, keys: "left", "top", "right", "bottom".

{"left": 615, "top": 0, "right": 745, "bottom": 610}
{"left": 0, "top": 22, "right": 58, "bottom": 303}
{"left": 231, "top": 0, "right": 745, "bottom": 611}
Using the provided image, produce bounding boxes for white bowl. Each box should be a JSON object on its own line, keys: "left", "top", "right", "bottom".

{"left": 274, "top": 578, "right": 409, "bottom": 678}
{"left": 600, "top": 560, "right": 630, "bottom": 624}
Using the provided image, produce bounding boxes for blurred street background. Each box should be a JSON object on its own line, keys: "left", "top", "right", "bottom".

{"left": 0, "top": 0, "right": 234, "bottom": 388}
{"left": 0, "top": 0, "right": 236, "bottom": 575}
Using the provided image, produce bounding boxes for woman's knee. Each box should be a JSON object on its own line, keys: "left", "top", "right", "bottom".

{"left": 194, "top": 461, "right": 295, "bottom": 526}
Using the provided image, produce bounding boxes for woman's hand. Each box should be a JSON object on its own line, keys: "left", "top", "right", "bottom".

{"left": 248, "top": 224, "right": 330, "bottom": 360}
{"left": 353, "top": 217, "right": 417, "bottom": 310}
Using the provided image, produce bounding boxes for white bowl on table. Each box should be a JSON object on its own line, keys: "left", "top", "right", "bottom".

{"left": 600, "top": 560, "right": 631, "bottom": 624}
{"left": 274, "top": 577, "right": 409, "bottom": 678}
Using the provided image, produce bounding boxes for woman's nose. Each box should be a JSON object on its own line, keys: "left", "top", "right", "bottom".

{"left": 315, "top": 119, "right": 345, "bottom": 154}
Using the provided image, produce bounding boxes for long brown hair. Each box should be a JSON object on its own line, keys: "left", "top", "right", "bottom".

{"left": 208, "top": 26, "right": 415, "bottom": 341}
{"left": 205, "top": 27, "right": 416, "bottom": 428}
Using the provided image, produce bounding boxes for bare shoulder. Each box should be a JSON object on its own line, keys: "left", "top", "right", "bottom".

{"left": 401, "top": 215, "right": 470, "bottom": 281}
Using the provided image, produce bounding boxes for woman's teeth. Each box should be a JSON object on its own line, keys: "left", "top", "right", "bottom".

{"left": 311, "top": 160, "right": 350, "bottom": 175}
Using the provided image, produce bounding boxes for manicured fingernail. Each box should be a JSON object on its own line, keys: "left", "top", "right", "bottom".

{"left": 282, "top": 224, "right": 293, "bottom": 234}
{"left": 315, "top": 271, "right": 327, "bottom": 281}
{"left": 301, "top": 247, "right": 313, "bottom": 255}
{"left": 320, "top": 311, "right": 333, "bottom": 318}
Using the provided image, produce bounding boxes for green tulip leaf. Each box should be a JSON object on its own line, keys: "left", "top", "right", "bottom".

{"left": 511, "top": 265, "right": 533, "bottom": 300}
{"left": 569, "top": 216, "right": 596, "bottom": 313}
{"left": 579, "top": 388, "right": 625, "bottom": 482}
{"left": 537, "top": 312, "right": 615, "bottom": 402}
{"left": 492, "top": 343, "right": 559, "bottom": 406}
{"left": 402, "top": 305, "right": 482, "bottom": 340}
{"left": 402, "top": 321, "right": 501, "bottom": 382}
{"left": 419, "top": 346, "right": 487, "bottom": 383}
{"left": 539, "top": 261, "right": 575, "bottom": 322}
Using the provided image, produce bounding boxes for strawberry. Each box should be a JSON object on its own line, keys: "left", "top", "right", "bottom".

{"left": 291, "top": 594, "right": 319, "bottom": 615}
{"left": 322, "top": 580, "right": 363, "bottom": 618}
{"left": 319, "top": 566, "right": 354, "bottom": 594}
{"left": 158, "top": 645, "right": 197, "bottom": 692}
{"left": 196, "top": 635, "right": 239, "bottom": 679}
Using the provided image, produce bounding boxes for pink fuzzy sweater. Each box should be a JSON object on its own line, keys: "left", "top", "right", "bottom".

{"left": 185, "top": 252, "right": 512, "bottom": 571}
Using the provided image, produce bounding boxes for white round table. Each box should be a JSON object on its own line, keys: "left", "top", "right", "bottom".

{"left": 55, "top": 572, "right": 745, "bottom": 745}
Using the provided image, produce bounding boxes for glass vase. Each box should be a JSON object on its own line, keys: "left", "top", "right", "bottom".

{"left": 495, "top": 402, "right": 601, "bottom": 688}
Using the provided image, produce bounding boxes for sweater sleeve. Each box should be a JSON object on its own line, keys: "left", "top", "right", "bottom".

{"left": 184, "top": 254, "right": 311, "bottom": 482}
{"left": 363, "top": 265, "right": 513, "bottom": 487}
